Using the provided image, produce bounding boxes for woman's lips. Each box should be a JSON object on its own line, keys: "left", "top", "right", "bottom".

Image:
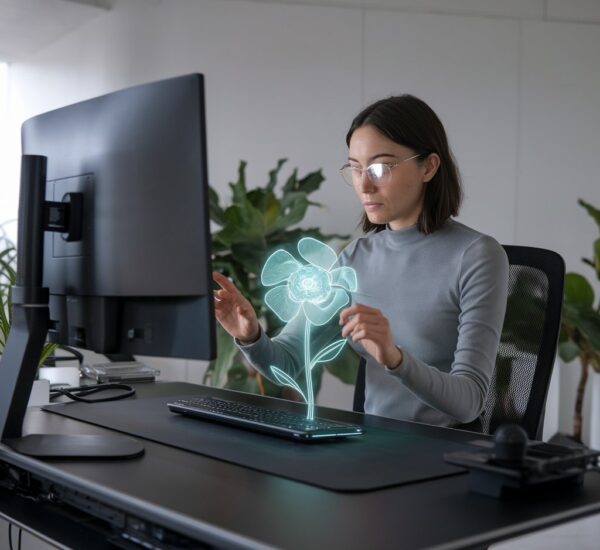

{"left": 363, "top": 202, "right": 383, "bottom": 211}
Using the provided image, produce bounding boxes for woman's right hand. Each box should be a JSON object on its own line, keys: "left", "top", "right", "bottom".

{"left": 213, "top": 271, "right": 261, "bottom": 345}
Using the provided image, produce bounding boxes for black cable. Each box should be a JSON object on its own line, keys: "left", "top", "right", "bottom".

{"left": 8, "top": 523, "right": 13, "bottom": 550}
{"left": 49, "top": 383, "right": 136, "bottom": 403}
{"left": 17, "top": 528, "right": 21, "bottom": 550}
{"left": 41, "top": 345, "right": 84, "bottom": 367}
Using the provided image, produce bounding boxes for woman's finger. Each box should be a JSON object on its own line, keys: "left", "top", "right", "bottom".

{"left": 212, "top": 271, "right": 241, "bottom": 294}
{"left": 341, "top": 312, "right": 385, "bottom": 337}
{"left": 339, "top": 303, "right": 381, "bottom": 324}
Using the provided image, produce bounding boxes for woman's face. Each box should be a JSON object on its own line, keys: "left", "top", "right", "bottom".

{"left": 347, "top": 125, "right": 438, "bottom": 230}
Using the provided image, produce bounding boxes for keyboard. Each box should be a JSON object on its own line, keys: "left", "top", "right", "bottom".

{"left": 167, "top": 396, "right": 364, "bottom": 441}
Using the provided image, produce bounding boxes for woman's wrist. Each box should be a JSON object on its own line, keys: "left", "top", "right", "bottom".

{"left": 386, "top": 346, "right": 404, "bottom": 370}
{"left": 238, "top": 325, "right": 261, "bottom": 346}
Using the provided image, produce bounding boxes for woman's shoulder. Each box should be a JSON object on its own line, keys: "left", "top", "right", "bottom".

{"left": 440, "top": 220, "right": 503, "bottom": 252}
{"left": 443, "top": 221, "right": 508, "bottom": 274}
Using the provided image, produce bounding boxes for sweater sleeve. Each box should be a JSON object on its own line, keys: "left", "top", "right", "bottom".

{"left": 386, "top": 236, "right": 509, "bottom": 424}
{"left": 236, "top": 286, "right": 347, "bottom": 386}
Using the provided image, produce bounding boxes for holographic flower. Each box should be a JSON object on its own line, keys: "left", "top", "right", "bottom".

{"left": 261, "top": 237, "right": 358, "bottom": 420}
{"left": 261, "top": 237, "right": 357, "bottom": 326}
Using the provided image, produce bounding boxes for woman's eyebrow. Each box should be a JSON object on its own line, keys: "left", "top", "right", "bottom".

{"left": 347, "top": 153, "right": 396, "bottom": 163}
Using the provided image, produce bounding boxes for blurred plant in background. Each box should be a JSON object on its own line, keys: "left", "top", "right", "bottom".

{"left": 205, "top": 160, "right": 359, "bottom": 400}
{"left": 558, "top": 200, "right": 600, "bottom": 443}
{"left": 0, "top": 221, "right": 57, "bottom": 366}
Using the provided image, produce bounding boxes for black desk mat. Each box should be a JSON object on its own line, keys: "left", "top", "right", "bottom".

{"left": 42, "top": 384, "right": 467, "bottom": 492}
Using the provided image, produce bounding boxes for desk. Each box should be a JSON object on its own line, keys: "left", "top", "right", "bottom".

{"left": 2, "top": 382, "right": 600, "bottom": 549}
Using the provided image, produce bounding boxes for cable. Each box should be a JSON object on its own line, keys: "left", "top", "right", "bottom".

{"left": 49, "top": 383, "right": 135, "bottom": 403}
{"left": 7, "top": 523, "right": 20, "bottom": 550}
{"left": 41, "top": 345, "right": 84, "bottom": 367}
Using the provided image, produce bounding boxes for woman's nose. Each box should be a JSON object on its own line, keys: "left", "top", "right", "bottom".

{"left": 356, "top": 170, "right": 376, "bottom": 193}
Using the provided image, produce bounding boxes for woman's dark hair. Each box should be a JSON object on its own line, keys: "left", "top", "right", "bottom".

{"left": 346, "top": 95, "right": 462, "bottom": 235}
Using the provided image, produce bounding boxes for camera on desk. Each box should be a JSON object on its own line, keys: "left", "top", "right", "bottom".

{"left": 444, "top": 424, "right": 600, "bottom": 498}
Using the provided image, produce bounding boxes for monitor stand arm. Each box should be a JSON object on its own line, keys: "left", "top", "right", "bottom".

{"left": 0, "top": 155, "right": 143, "bottom": 458}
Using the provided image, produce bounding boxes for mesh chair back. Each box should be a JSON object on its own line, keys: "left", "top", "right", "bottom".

{"left": 353, "top": 245, "right": 564, "bottom": 440}
{"left": 482, "top": 246, "right": 564, "bottom": 439}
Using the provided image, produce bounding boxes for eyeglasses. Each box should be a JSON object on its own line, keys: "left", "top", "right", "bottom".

{"left": 340, "top": 154, "right": 421, "bottom": 187}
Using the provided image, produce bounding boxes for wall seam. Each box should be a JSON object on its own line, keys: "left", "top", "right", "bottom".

{"left": 514, "top": 20, "right": 523, "bottom": 245}
{"left": 360, "top": 7, "right": 365, "bottom": 106}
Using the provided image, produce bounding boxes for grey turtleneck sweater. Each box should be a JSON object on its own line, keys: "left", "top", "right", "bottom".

{"left": 237, "top": 220, "right": 509, "bottom": 427}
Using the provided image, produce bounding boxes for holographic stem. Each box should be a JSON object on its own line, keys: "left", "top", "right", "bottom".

{"left": 304, "top": 318, "right": 315, "bottom": 421}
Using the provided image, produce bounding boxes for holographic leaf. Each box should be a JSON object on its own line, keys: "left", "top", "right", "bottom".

{"left": 310, "top": 339, "right": 347, "bottom": 369}
{"left": 270, "top": 366, "right": 307, "bottom": 402}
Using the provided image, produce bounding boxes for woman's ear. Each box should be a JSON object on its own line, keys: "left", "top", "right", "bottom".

{"left": 423, "top": 153, "right": 441, "bottom": 183}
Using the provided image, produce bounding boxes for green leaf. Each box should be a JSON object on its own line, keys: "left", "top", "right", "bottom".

{"left": 270, "top": 366, "right": 306, "bottom": 402}
{"left": 564, "top": 272, "right": 594, "bottom": 308}
{"left": 208, "top": 185, "right": 225, "bottom": 226}
{"left": 594, "top": 238, "right": 600, "bottom": 277}
{"left": 270, "top": 193, "right": 309, "bottom": 232}
{"left": 229, "top": 160, "right": 249, "bottom": 206}
{"left": 590, "top": 351, "right": 600, "bottom": 374}
{"left": 282, "top": 168, "right": 299, "bottom": 194}
{"left": 266, "top": 159, "right": 287, "bottom": 193}
{"left": 247, "top": 188, "right": 268, "bottom": 211}
{"left": 215, "top": 204, "right": 265, "bottom": 245}
{"left": 263, "top": 193, "right": 282, "bottom": 231}
{"left": 296, "top": 170, "right": 325, "bottom": 195}
{"left": 579, "top": 199, "right": 600, "bottom": 232}
{"left": 231, "top": 241, "right": 267, "bottom": 274}
{"left": 558, "top": 341, "right": 580, "bottom": 363}
{"left": 0, "top": 248, "right": 17, "bottom": 284}
{"left": 39, "top": 343, "right": 59, "bottom": 368}
{"left": 563, "top": 303, "right": 600, "bottom": 351}
{"left": 310, "top": 339, "right": 347, "bottom": 368}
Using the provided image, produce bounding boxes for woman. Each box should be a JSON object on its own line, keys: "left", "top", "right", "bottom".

{"left": 213, "top": 95, "right": 508, "bottom": 427}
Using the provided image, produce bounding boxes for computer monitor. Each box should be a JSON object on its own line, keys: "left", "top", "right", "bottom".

{"left": 0, "top": 74, "right": 216, "bottom": 457}
{"left": 25, "top": 73, "right": 215, "bottom": 359}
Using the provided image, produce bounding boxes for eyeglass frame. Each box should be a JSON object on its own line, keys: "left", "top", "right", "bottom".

{"left": 339, "top": 153, "right": 423, "bottom": 187}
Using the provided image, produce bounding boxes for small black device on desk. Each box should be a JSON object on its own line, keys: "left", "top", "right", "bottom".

{"left": 444, "top": 424, "right": 600, "bottom": 497}
{"left": 168, "top": 396, "right": 364, "bottom": 441}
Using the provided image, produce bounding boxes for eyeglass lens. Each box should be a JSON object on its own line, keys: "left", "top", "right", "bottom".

{"left": 341, "top": 163, "right": 391, "bottom": 186}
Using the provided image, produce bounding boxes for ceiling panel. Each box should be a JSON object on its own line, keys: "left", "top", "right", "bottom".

{"left": 0, "top": 0, "right": 110, "bottom": 62}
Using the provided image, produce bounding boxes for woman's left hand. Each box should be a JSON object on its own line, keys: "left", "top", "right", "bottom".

{"left": 339, "top": 303, "right": 403, "bottom": 369}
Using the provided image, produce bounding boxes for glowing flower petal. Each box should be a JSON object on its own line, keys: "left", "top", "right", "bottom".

{"left": 302, "top": 288, "right": 349, "bottom": 326}
{"left": 288, "top": 265, "right": 331, "bottom": 304}
{"left": 261, "top": 249, "right": 302, "bottom": 287}
{"left": 331, "top": 266, "right": 357, "bottom": 292}
{"left": 297, "top": 237, "right": 337, "bottom": 272}
{"left": 264, "top": 284, "right": 301, "bottom": 322}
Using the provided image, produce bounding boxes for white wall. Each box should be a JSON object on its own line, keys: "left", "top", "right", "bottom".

{"left": 4, "top": 0, "right": 600, "bottom": 439}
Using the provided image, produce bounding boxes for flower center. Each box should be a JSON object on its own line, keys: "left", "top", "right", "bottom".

{"left": 288, "top": 265, "right": 331, "bottom": 304}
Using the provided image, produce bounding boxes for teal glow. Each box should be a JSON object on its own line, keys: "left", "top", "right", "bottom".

{"left": 261, "top": 237, "right": 358, "bottom": 420}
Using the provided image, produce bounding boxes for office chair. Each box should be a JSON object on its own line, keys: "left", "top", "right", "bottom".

{"left": 353, "top": 245, "right": 565, "bottom": 441}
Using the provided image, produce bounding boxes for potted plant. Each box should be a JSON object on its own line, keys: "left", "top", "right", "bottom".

{"left": 558, "top": 200, "right": 600, "bottom": 443}
{"left": 0, "top": 223, "right": 57, "bottom": 369}
{"left": 205, "top": 159, "right": 359, "bottom": 400}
